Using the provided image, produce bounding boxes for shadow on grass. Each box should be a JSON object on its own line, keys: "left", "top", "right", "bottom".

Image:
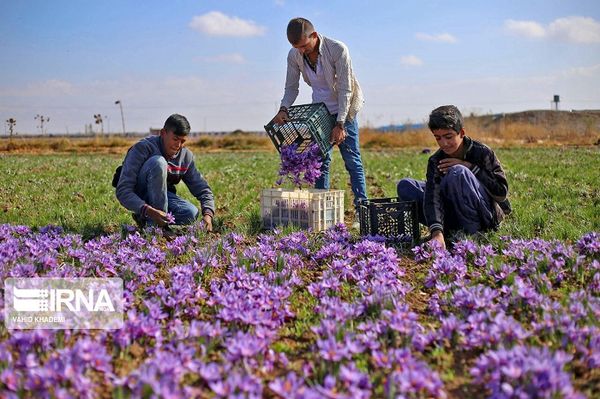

{"left": 246, "top": 211, "right": 266, "bottom": 236}
{"left": 70, "top": 222, "right": 123, "bottom": 240}
{"left": 27, "top": 221, "right": 124, "bottom": 241}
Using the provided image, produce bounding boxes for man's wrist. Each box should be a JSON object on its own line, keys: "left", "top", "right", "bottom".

{"left": 429, "top": 223, "right": 443, "bottom": 234}
{"left": 279, "top": 106, "right": 288, "bottom": 114}
{"left": 140, "top": 204, "right": 150, "bottom": 219}
{"left": 336, "top": 121, "right": 344, "bottom": 129}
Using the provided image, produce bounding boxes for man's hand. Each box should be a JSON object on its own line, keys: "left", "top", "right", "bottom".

{"left": 145, "top": 206, "right": 169, "bottom": 227}
{"left": 330, "top": 124, "right": 347, "bottom": 146}
{"left": 430, "top": 230, "right": 446, "bottom": 249}
{"left": 273, "top": 110, "right": 290, "bottom": 125}
{"left": 203, "top": 214, "right": 213, "bottom": 232}
{"left": 437, "top": 158, "right": 473, "bottom": 175}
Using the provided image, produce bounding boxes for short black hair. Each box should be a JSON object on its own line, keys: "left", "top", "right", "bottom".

{"left": 163, "top": 114, "right": 191, "bottom": 136}
{"left": 428, "top": 105, "right": 464, "bottom": 133}
{"left": 287, "top": 17, "right": 314, "bottom": 45}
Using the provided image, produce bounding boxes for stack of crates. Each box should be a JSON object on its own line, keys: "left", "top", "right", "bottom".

{"left": 261, "top": 188, "right": 344, "bottom": 232}
{"left": 264, "top": 102, "right": 335, "bottom": 156}
{"left": 358, "top": 198, "right": 420, "bottom": 244}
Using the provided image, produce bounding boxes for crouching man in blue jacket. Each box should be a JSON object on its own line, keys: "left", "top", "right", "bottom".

{"left": 115, "top": 114, "right": 215, "bottom": 231}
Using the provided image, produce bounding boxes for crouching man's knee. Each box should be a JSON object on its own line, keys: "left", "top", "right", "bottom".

{"left": 397, "top": 178, "right": 422, "bottom": 201}
{"left": 145, "top": 155, "right": 168, "bottom": 175}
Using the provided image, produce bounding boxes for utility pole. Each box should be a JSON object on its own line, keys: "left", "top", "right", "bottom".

{"left": 115, "top": 100, "right": 126, "bottom": 135}
{"left": 104, "top": 115, "right": 110, "bottom": 136}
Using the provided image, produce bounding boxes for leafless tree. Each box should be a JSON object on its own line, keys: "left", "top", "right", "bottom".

{"left": 94, "top": 114, "right": 104, "bottom": 136}
{"left": 6, "top": 118, "right": 16, "bottom": 142}
{"left": 35, "top": 114, "right": 50, "bottom": 135}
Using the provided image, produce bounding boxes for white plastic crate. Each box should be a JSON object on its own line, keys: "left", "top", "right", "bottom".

{"left": 260, "top": 188, "right": 344, "bottom": 231}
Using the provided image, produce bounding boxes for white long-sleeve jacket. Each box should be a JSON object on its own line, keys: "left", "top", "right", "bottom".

{"left": 280, "top": 34, "right": 364, "bottom": 123}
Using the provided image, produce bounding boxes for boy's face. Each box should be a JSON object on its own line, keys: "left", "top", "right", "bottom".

{"left": 160, "top": 129, "right": 187, "bottom": 159}
{"left": 432, "top": 128, "right": 465, "bottom": 156}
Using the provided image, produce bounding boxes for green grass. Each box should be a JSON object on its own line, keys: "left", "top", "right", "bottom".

{"left": 0, "top": 147, "right": 598, "bottom": 240}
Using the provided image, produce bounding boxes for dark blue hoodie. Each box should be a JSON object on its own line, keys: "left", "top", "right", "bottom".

{"left": 115, "top": 135, "right": 215, "bottom": 216}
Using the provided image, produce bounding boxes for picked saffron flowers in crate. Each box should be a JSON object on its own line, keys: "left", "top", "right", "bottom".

{"left": 260, "top": 188, "right": 344, "bottom": 231}
{"left": 276, "top": 143, "right": 322, "bottom": 189}
{"left": 260, "top": 143, "right": 343, "bottom": 231}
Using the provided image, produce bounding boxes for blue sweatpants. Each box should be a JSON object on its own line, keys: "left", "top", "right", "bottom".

{"left": 135, "top": 155, "right": 199, "bottom": 225}
{"left": 397, "top": 165, "right": 494, "bottom": 234}
{"left": 315, "top": 116, "right": 368, "bottom": 211}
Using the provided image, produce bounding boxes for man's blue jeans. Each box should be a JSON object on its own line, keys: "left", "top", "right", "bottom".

{"left": 135, "top": 155, "right": 199, "bottom": 225}
{"left": 397, "top": 165, "right": 494, "bottom": 234}
{"left": 315, "top": 117, "right": 368, "bottom": 210}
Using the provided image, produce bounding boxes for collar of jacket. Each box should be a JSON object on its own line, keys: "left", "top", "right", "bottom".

{"left": 158, "top": 136, "right": 167, "bottom": 159}
{"left": 464, "top": 135, "right": 473, "bottom": 151}
{"left": 462, "top": 135, "right": 474, "bottom": 157}
{"left": 316, "top": 33, "right": 324, "bottom": 54}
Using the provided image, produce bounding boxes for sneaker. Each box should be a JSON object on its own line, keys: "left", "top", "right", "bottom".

{"left": 131, "top": 213, "right": 146, "bottom": 229}
{"left": 447, "top": 230, "right": 468, "bottom": 244}
{"left": 162, "top": 225, "right": 178, "bottom": 240}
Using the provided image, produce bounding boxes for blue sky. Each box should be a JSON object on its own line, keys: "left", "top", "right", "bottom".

{"left": 1, "top": 0, "right": 599, "bottom": 134}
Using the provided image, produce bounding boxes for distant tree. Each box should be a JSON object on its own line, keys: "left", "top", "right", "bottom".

{"left": 35, "top": 114, "right": 50, "bottom": 135}
{"left": 93, "top": 114, "right": 104, "bottom": 135}
{"left": 6, "top": 118, "right": 16, "bottom": 141}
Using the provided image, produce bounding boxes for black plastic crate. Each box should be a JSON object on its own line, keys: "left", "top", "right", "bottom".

{"left": 358, "top": 198, "right": 420, "bottom": 243}
{"left": 264, "top": 102, "right": 335, "bottom": 156}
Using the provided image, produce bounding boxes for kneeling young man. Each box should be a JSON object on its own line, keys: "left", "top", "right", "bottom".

{"left": 115, "top": 114, "right": 215, "bottom": 231}
{"left": 397, "top": 105, "right": 511, "bottom": 248}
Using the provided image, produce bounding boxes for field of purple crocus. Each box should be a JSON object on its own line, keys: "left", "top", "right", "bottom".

{"left": 0, "top": 221, "right": 598, "bottom": 398}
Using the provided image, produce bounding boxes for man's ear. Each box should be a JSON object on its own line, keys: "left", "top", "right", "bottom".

{"left": 458, "top": 128, "right": 466, "bottom": 138}
{"left": 159, "top": 128, "right": 166, "bottom": 137}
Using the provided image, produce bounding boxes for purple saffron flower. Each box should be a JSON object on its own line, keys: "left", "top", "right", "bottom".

{"left": 471, "top": 345, "right": 583, "bottom": 398}
{"left": 165, "top": 212, "right": 176, "bottom": 225}
{"left": 576, "top": 232, "right": 600, "bottom": 257}
{"left": 277, "top": 143, "right": 322, "bottom": 188}
{"left": 268, "top": 372, "right": 306, "bottom": 398}
{"left": 316, "top": 335, "right": 351, "bottom": 362}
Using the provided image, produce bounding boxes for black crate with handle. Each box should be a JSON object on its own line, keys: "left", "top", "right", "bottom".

{"left": 264, "top": 103, "right": 335, "bottom": 156}
{"left": 358, "top": 198, "right": 420, "bottom": 244}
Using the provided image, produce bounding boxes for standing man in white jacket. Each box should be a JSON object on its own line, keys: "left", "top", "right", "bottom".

{"left": 273, "top": 17, "right": 368, "bottom": 223}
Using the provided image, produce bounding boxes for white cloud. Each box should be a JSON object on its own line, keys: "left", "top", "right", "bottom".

{"left": 548, "top": 16, "right": 600, "bottom": 44}
{"left": 400, "top": 55, "right": 423, "bottom": 66}
{"left": 505, "top": 16, "right": 600, "bottom": 43}
{"left": 504, "top": 19, "right": 546, "bottom": 38}
{"left": 189, "top": 11, "right": 266, "bottom": 37}
{"left": 196, "top": 53, "right": 246, "bottom": 64}
{"left": 415, "top": 32, "right": 457, "bottom": 43}
{"left": 274, "top": 0, "right": 285, "bottom": 6}
{"left": 563, "top": 63, "right": 600, "bottom": 78}
{"left": 0, "top": 79, "right": 75, "bottom": 97}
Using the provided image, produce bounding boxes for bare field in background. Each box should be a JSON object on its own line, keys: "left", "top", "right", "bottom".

{"left": 2, "top": 110, "right": 599, "bottom": 154}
